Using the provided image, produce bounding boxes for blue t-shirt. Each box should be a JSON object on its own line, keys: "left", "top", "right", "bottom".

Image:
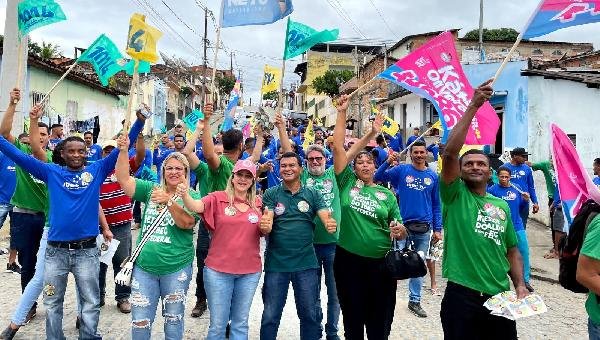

{"left": 388, "top": 134, "right": 405, "bottom": 152}
{"left": 153, "top": 146, "right": 173, "bottom": 181}
{"left": 488, "top": 184, "right": 525, "bottom": 232}
{"left": 86, "top": 144, "right": 103, "bottom": 162}
{"left": 374, "top": 146, "right": 388, "bottom": 167}
{"left": 0, "top": 151, "right": 16, "bottom": 204}
{"left": 128, "top": 148, "right": 152, "bottom": 178}
{"left": 406, "top": 135, "right": 424, "bottom": 146}
{"left": 48, "top": 138, "right": 63, "bottom": 151}
{"left": 502, "top": 163, "right": 538, "bottom": 205}
{"left": 427, "top": 144, "right": 440, "bottom": 161}
{"left": 374, "top": 163, "right": 442, "bottom": 231}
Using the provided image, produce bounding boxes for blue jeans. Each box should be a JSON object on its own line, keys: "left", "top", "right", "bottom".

{"left": 314, "top": 243, "right": 340, "bottom": 339}
{"left": 516, "top": 230, "right": 531, "bottom": 284}
{"left": 260, "top": 268, "right": 321, "bottom": 340}
{"left": 11, "top": 211, "right": 45, "bottom": 291}
{"left": 130, "top": 264, "right": 193, "bottom": 340}
{"left": 397, "top": 229, "right": 432, "bottom": 303}
{"left": 204, "top": 266, "right": 261, "bottom": 340}
{"left": 11, "top": 228, "right": 48, "bottom": 325}
{"left": 44, "top": 245, "right": 101, "bottom": 340}
{"left": 0, "top": 203, "right": 12, "bottom": 230}
{"left": 99, "top": 222, "right": 132, "bottom": 301}
{"left": 590, "top": 318, "right": 600, "bottom": 340}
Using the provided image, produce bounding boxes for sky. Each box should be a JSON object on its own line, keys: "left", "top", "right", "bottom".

{"left": 2, "top": 0, "right": 600, "bottom": 106}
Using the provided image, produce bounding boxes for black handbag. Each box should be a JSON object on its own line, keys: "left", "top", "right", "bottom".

{"left": 404, "top": 222, "right": 431, "bottom": 234}
{"left": 385, "top": 239, "right": 427, "bottom": 280}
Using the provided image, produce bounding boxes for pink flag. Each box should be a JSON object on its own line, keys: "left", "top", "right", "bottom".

{"left": 242, "top": 121, "right": 252, "bottom": 140}
{"left": 551, "top": 123, "right": 600, "bottom": 224}
{"left": 378, "top": 31, "right": 500, "bottom": 145}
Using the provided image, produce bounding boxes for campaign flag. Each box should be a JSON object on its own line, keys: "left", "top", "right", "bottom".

{"left": 551, "top": 123, "right": 600, "bottom": 224}
{"left": 222, "top": 0, "right": 293, "bottom": 27}
{"left": 77, "top": 35, "right": 125, "bottom": 86}
{"left": 262, "top": 65, "right": 282, "bottom": 94}
{"left": 523, "top": 0, "right": 600, "bottom": 39}
{"left": 378, "top": 31, "right": 500, "bottom": 145}
{"left": 123, "top": 59, "right": 151, "bottom": 75}
{"left": 242, "top": 121, "right": 252, "bottom": 140}
{"left": 17, "top": 0, "right": 66, "bottom": 37}
{"left": 139, "top": 165, "right": 158, "bottom": 183}
{"left": 302, "top": 119, "right": 315, "bottom": 150}
{"left": 284, "top": 18, "right": 339, "bottom": 60}
{"left": 221, "top": 80, "right": 241, "bottom": 132}
{"left": 126, "top": 13, "right": 163, "bottom": 63}
{"left": 160, "top": 126, "right": 167, "bottom": 134}
{"left": 182, "top": 109, "right": 204, "bottom": 132}
{"left": 371, "top": 101, "right": 399, "bottom": 136}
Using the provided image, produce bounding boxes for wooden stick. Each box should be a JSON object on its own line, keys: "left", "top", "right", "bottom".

{"left": 124, "top": 60, "right": 140, "bottom": 131}
{"left": 40, "top": 61, "right": 79, "bottom": 104}
{"left": 491, "top": 32, "right": 524, "bottom": 86}
{"left": 14, "top": 40, "right": 24, "bottom": 104}
{"left": 276, "top": 59, "right": 286, "bottom": 112}
{"left": 397, "top": 125, "right": 435, "bottom": 155}
{"left": 348, "top": 77, "right": 377, "bottom": 98}
{"left": 209, "top": 1, "right": 224, "bottom": 106}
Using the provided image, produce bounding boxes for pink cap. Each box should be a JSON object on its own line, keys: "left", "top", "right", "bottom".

{"left": 233, "top": 159, "right": 257, "bottom": 178}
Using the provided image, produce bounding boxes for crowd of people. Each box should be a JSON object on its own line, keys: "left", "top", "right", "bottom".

{"left": 0, "top": 80, "right": 599, "bottom": 340}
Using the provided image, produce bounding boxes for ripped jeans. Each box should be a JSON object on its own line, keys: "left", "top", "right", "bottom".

{"left": 130, "top": 264, "right": 193, "bottom": 340}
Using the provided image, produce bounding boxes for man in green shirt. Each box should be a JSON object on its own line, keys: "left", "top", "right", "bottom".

{"left": 576, "top": 214, "right": 600, "bottom": 339}
{"left": 439, "top": 80, "right": 529, "bottom": 340}
{"left": 259, "top": 151, "right": 336, "bottom": 340}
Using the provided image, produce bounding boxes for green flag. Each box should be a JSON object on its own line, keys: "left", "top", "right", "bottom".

{"left": 78, "top": 34, "right": 125, "bottom": 86}
{"left": 182, "top": 109, "right": 204, "bottom": 132}
{"left": 18, "top": 0, "right": 67, "bottom": 37}
{"left": 283, "top": 18, "right": 339, "bottom": 60}
{"left": 123, "top": 60, "right": 151, "bottom": 75}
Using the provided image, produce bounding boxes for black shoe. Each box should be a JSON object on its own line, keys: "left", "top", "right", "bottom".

{"left": 525, "top": 282, "right": 535, "bottom": 293}
{"left": 0, "top": 325, "right": 17, "bottom": 340}
{"left": 408, "top": 302, "right": 428, "bottom": 318}
{"left": 6, "top": 263, "right": 20, "bottom": 274}
{"left": 24, "top": 303, "right": 37, "bottom": 324}
{"left": 99, "top": 296, "right": 105, "bottom": 307}
{"left": 225, "top": 322, "right": 231, "bottom": 338}
{"left": 75, "top": 316, "right": 80, "bottom": 330}
{"left": 190, "top": 299, "right": 207, "bottom": 318}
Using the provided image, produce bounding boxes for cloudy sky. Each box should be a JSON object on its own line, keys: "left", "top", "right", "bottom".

{"left": 2, "top": 0, "right": 599, "bottom": 105}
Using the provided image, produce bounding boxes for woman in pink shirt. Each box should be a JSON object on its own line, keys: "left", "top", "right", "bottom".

{"left": 178, "top": 159, "right": 264, "bottom": 340}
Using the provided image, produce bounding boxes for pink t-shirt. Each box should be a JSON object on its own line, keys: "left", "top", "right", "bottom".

{"left": 201, "top": 191, "right": 263, "bottom": 274}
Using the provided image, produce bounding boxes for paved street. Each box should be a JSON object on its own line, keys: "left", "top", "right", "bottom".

{"left": 0, "top": 219, "right": 589, "bottom": 339}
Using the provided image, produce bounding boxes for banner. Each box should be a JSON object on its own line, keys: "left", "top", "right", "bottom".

{"left": 222, "top": 0, "right": 293, "bottom": 27}
{"left": 262, "top": 65, "right": 282, "bottom": 94}
{"left": 126, "top": 13, "right": 163, "bottom": 63}
{"left": 378, "top": 31, "right": 500, "bottom": 145}
{"left": 17, "top": 0, "right": 66, "bottom": 37}
{"left": 523, "top": 0, "right": 600, "bottom": 39}
{"left": 371, "top": 100, "right": 399, "bottom": 136}
{"left": 551, "top": 123, "right": 600, "bottom": 224}
{"left": 221, "top": 80, "right": 241, "bottom": 132}
{"left": 302, "top": 119, "right": 315, "bottom": 150}
{"left": 284, "top": 18, "right": 339, "bottom": 60}
{"left": 78, "top": 34, "right": 125, "bottom": 86}
{"left": 182, "top": 109, "right": 204, "bottom": 132}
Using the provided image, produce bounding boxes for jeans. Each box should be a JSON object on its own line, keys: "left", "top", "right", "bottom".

{"left": 44, "top": 245, "right": 101, "bottom": 340}
{"left": 516, "top": 230, "right": 531, "bottom": 283}
{"left": 11, "top": 228, "right": 48, "bottom": 325}
{"left": 260, "top": 268, "right": 321, "bottom": 340}
{"left": 314, "top": 243, "right": 340, "bottom": 339}
{"left": 589, "top": 318, "right": 600, "bottom": 340}
{"left": 204, "top": 266, "right": 261, "bottom": 340}
{"left": 99, "top": 222, "right": 132, "bottom": 301}
{"left": 195, "top": 222, "right": 210, "bottom": 301}
{"left": 0, "top": 203, "right": 12, "bottom": 230}
{"left": 130, "top": 264, "right": 193, "bottom": 340}
{"left": 520, "top": 203, "right": 530, "bottom": 230}
{"left": 397, "top": 229, "right": 432, "bottom": 303}
{"left": 11, "top": 211, "right": 45, "bottom": 292}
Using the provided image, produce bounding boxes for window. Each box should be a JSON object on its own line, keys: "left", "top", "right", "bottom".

{"left": 532, "top": 49, "right": 543, "bottom": 56}
{"left": 552, "top": 50, "right": 563, "bottom": 56}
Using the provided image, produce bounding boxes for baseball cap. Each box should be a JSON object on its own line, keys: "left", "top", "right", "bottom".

{"left": 102, "top": 140, "right": 118, "bottom": 150}
{"left": 233, "top": 159, "right": 257, "bottom": 179}
{"left": 510, "top": 147, "right": 530, "bottom": 156}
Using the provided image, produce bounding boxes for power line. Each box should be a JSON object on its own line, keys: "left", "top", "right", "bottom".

{"left": 366, "top": 0, "right": 400, "bottom": 39}
{"left": 325, "top": 0, "right": 368, "bottom": 39}
{"left": 161, "top": 0, "right": 202, "bottom": 38}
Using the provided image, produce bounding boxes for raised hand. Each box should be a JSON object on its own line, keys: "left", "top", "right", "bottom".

{"left": 471, "top": 79, "right": 493, "bottom": 108}
{"left": 117, "top": 135, "right": 130, "bottom": 151}
{"left": 203, "top": 103, "right": 214, "bottom": 118}
{"left": 176, "top": 182, "right": 189, "bottom": 197}
{"left": 29, "top": 104, "right": 44, "bottom": 120}
{"left": 335, "top": 94, "right": 350, "bottom": 113}
{"left": 195, "top": 119, "right": 205, "bottom": 132}
{"left": 150, "top": 188, "right": 171, "bottom": 205}
{"left": 372, "top": 112, "right": 384, "bottom": 135}
{"left": 10, "top": 88, "right": 21, "bottom": 104}
{"left": 275, "top": 111, "right": 285, "bottom": 129}
{"left": 387, "top": 151, "right": 399, "bottom": 165}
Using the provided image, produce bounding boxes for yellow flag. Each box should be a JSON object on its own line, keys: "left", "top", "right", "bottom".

{"left": 302, "top": 119, "right": 315, "bottom": 150}
{"left": 381, "top": 116, "right": 399, "bottom": 136}
{"left": 261, "top": 65, "right": 281, "bottom": 94}
{"left": 126, "top": 13, "right": 163, "bottom": 63}
{"left": 432, "top": 120, "right": 442, "bottom": 130}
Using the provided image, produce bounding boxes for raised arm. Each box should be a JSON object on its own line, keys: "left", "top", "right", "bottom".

{"left": 133, "top": 134, "right": 146, "bottom": 169}
{"left": 176, "top": 183, "right": 205, "bottom": 213}
{"left": 0, "top": 89, "right": 21, "bottom": 143}
{"left": 346, "top": 111, "right": 383, "bottom": 162}
{"left": 201, "top": 103, "right": 221, "bottom": 170}
{"left": 0, "top": 136, "right": 49, "bottom": 182}
{"left": 115, "top": 136, "right": 136, "bottom": 197}
{"left": 275, "top": 112, "right": 292, "bottom": 153}
{"left": 28, "top": 104, "right": 48, "bottom": 162}
{"left": 251, "top": 126, "right": 265, "bottom": 163}
{"left": 182, "top": 119, "right": 202, "bottom": 170}
{"left": 100, "top": 117, "right": 145, "bottom": 179}
{"left": 441, "top": 80, "right": 493, "bottom": 184}
{"left": 332, "top": 95, "right": 351, "bottom": 175}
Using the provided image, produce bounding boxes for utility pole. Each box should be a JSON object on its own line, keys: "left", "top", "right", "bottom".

{"left": 200, "top": 7, "right": 208, "bottom": 107}
{"left": 230, "top": 52, "right": 234, "bottom": 74}
{"left": 479, "top": 0, "right": 484, "bottom": 62}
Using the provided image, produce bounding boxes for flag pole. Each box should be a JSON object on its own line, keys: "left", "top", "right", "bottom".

{"left": 209, "top": 0, "right": 224, "bottom": 107}
{"left": 14, "top": 39, "right": 24, "bottom": 104}
{"left": 348, "top": 77, "right": 377, "bottom": 98}
{"left": 40, "top": 61, "right": 79, "bottom": 104}
{"left": 276, "top": 59, "right": 286, "bottom": 112}
{"left": 124, "top": 60, "right": 140, "bottom": 131}
{"left": 397, "top": 125, "right": 435, "bottom": 155}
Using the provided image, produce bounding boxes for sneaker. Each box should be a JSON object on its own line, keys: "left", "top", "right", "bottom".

{"left": 525, "top": 282, "right": 535, "bottom": 293}
{"left": 408, "top": 301, "right": 428, "bottom": 318}
{"left": 0, "top": 325, "right": 17, "bottom": 340}
{"left": 117, "top": 299, "right": 131, "bottom": 314}
{"left": 190, "top": 299, "right": 207, "bottom": 318}
{"left": 75, "top": 316, "right": 80, "bottom": 330}
{"left": 24, "top": 303, "right": 37, "bottom": 324}
{"left": 6, "top": 263, "right": 20, "bottom": 274}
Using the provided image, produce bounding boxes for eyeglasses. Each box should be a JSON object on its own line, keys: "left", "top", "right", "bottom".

{"left": 165, "top": 166, "right": 185, "bottom": 172}
{"left": 307, "top": 156, "right": 324, "bottom": 163}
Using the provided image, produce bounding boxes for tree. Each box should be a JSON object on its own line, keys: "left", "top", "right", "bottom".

{"left": 28, "top": 41, "right": 42, "bottom": 56}
{"left": 39, "top": 41, "right": 62, "bottom": 59}
{"left": 312, "top": 69, "right": 355, "bottom": 97}
{"left": 215, "top": 75, "right": 236, "bottom": 97}
{"left": 463, "top": 28, "right": 519, "bottom": 42}
{"left": 262, "top": 90, "right": 278, "bottom": 100}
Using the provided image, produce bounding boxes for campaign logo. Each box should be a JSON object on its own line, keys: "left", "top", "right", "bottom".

{"left": 424, "top": 177, "right": 432, "bottom": 186}
{"left": 306, "top": 178, "right": 315, "bottom": 187}
{"left": 375, "top": 191, "right": 387, "bottom": 201}
{"left": 297, "top": 200, "right": 310, "bottom": 213}
{"left": 274, "top": 202, "right": 285, "bottom": 216}
{"left": 350, "top": 187, "right": 360, "bottom": 197}
{"left": 322, "top": 179, "right": 333, "bottom": 191}
{"left": 519, "top": 170, "right": 526, "bottom": 176}
{"left": 81, "top": 172, "right": 93, "bottom": 185}
{"left": 405, "top": 175, "right": 415, "bottom": 183}
{"left": 248, "top": 213, "right": 259, "bottom": 224}
{"left": 506, "top": 191, "right": 517, "bottom": 200}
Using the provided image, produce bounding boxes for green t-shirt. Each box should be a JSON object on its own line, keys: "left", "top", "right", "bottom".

{"left": 133, "top": 179, "right": 201, "bottom": 275}
{"left": 193, "top": 161, "right": 209, "bottom": 198}
{"left": 440, "top": 178, "right": 518, "bottom": 296}
{"left": 208, "top": 155, "right": 235, "bottom": 193}
{"left": 581, "top": 214, "right": 600, "bottom": 324}
{"left": 336, "top": 166, "right": 401, "bottom": 259}
{"left": 532, "top": 161, "right": 555, "bottom": 199}
{"left": 10, "top": 140, "right": 52, "bottom": 213}
{"left": 301, "top": 167, "right": 340, "bottom": 244}
{"left": 262, "top": 183, "right": 327, "bottom": 272}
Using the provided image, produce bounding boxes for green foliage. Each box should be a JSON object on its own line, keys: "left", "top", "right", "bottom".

{"left": 312, "top": 69, "right": 355, "bottom": 97}
{"left": 39, "top": 41, "right": 62, "bottom": 59}
{"left": 262, "top": 90, "right": 278, "bottom": 100}
{"left": 215, "top": 75, "right": 236, "bottom": 96}
{"left": 28, "top": 41, "right": 42, "bottom": 55}
{"left": 463, "top": 28, "right": 520, "bottom": 42}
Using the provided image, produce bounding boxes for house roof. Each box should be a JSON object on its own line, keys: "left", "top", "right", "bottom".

{"left": 521, "top": 69, "right": 600, "bottom": 88}
{"left": 387, "top": 29, "right": 461, "bottom": 53}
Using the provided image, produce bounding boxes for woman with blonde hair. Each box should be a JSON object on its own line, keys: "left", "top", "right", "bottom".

{"left": 115, "top": 136, "right": 201, "bottom": 340}
{"left": 178, "top": 158, "right": 264, "bottom": 340}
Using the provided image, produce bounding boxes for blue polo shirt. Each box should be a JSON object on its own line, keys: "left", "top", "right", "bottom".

{"left": 86, "top": 144, "right": 103, "bottom": 162}
{"left": 488, "top": 184, "right": 525, "bottom": 232}
{"left": 502, "top": 163, "right": 539, "bottom": 205}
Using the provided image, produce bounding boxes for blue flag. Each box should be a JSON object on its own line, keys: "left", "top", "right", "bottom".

{"left": 221, "top": 80, "right": 241, "bottom": 132}
{"left": 222, "top": 0, "right": 293, "bottom": 27}
{"left": 18, "top": 0, "right": 66, "bottom": 37}
{"left": 523, "top": 0, "right": 600, "bottom": 39}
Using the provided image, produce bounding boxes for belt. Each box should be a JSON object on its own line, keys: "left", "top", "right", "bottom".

{"left": 12, "top": 207, "right": 44, "bottom": 215}
{"left": 48, "top": 237, "right": 96, "bottom": 250}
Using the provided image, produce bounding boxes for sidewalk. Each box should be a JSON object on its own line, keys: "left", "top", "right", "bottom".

{"left": 527, "top": 218, "right": 560, "bottom": 284}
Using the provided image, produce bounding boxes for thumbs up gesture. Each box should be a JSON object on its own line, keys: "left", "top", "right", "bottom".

{"left": 325, "top": 210, "right": 337, "bottom": 234}
{"left": 260, "top": 207, "right": 274, "bottom": 234}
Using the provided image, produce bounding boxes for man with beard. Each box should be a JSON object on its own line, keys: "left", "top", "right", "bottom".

{"left": 374, "top": 140, "right": 442, "bottom": 318}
